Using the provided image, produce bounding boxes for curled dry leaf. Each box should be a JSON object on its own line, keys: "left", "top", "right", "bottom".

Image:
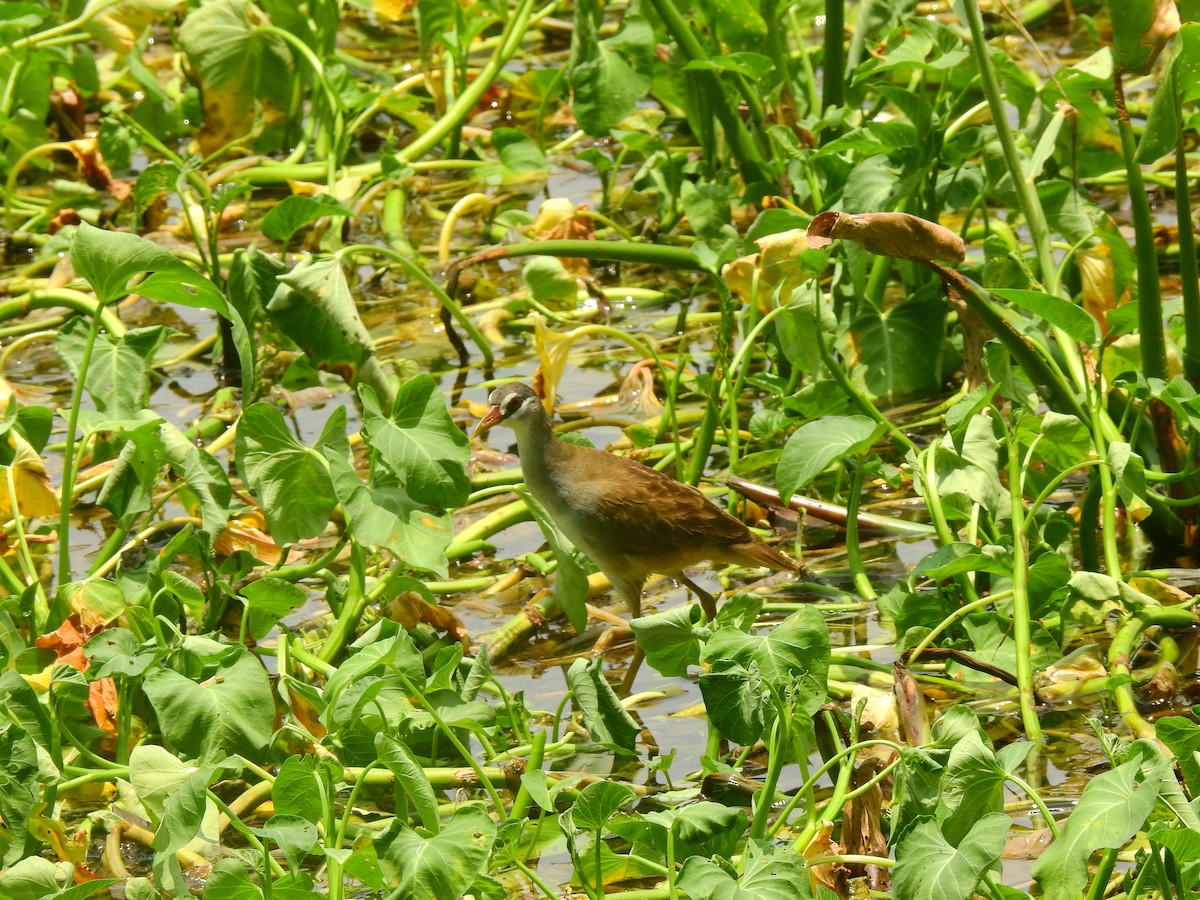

{"left": 807, "top": 211, "right": 965, "bottom": 264}
{"left": 385, "top": 591, "right": 470, "bottom": 647}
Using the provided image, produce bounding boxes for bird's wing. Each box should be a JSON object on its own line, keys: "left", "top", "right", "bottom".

{"left": 558, "top": 450, "right": 753, "bottom": 558}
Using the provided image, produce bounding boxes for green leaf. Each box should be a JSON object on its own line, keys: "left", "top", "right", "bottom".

{"left": 935, "top": 730, "right": 1028, "bottom": 845}
{"left": 990, "top": 289, "right": 1100, "bottom": 346}
{"left": 572, "top": 781, "right": 637, "bottom": 831}
{"left": 262, "top": 194, "right": 355, "bottom": 248}
{"left": 56, "top": 322, "right": 171, "bottom": 420}
{"left": 1155, "top": 716, "right": 1200, "bottom": 797}
{"left": 142, "top": 646, "right": 275, "bottom": 760}
{"left": 1109, "top": 0, "right": 1179, "bottom": 75}
{"left": 328, "top": 453, "right": 454, "bottom": 576}
{"left": 269, "top": 255, "right": 380, "bottom": 389}
{"left": 521, "top": 487, "right": 589, "bottom": 632}
{"left": 359, "top": 377, "right": 470, "bottom": 508}
{"left": 677, "top": 840, "right": 812, "bottom": 899}
{"left": 70, "top": 221, "right": 227, "bottom": 311}
{"left": 777, "top": 415, "right": 886, "bottom": 503}
{"left": 178, "top": 0, "right": 293, "bottom": 109}
{"left": 849, "top": 296, "right": 947, "bottom": 400}
{"left": 1031, "top": 755, "right": 1168, "bottom": 900}
{"left": 565, "top": 657, "right": 640, "bottom": 753}
{"left": 151, "top": 761, "right": 216, "bottom": 856}
{"left": 373, "top": 805, "right": 496, "bottom": 900}
{"left": 913, "top": 543, "right": 1012, "bottom": 581}
{"left": 95, "top": 416, "right": 166, "bottom": 525}
{"left": 698, "top": 659, "right": 767, "bottom": 746}
{"left": 482, "top": 128, "right": 548, "bottom": 183}
{"left": 702, "top": 604, "right": 830, "bottom": 714}
{"left": 259, "top": 815, "right": 318, "bottom": 872}
{"left": 203, "top": 859, "right": 263, "bottom": 900}
{"left": 227, "top": 246, "right": 286, "bottom": 403}
{"left": 891, "top": 812, "right": 1010, "bottom": 900}
{"left": 629, "top": 604, "right": 702, "bottom": 676}
{"left": 568, "top": 0, "right": 653, "bottom": 136}
{"left": 522, "top": 256, "right": 578, "bottom": 304}
{"left": 271, "top": 756, "right": 323, "bottom": 824}
{"left": 241, "top": 577, "right": 308, "bottom": 641}
{"left": 235, "top": 402, "right": 342, "bottom": 546}
{"left": 376, "top": 734, "right": 440, "bottom": 833}
{"left": 0, "top": 725, "right": 40, "bottom": 866}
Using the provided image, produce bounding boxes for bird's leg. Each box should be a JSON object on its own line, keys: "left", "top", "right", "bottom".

{"left": 679, "top": 573, "right": 719, "bottom": 620}
{"left": 618, "top": 644, "right": 644, "bottom": 697}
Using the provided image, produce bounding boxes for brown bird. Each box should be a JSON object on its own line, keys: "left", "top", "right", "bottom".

{"left": 472, "top": 382, "right": 797, "bottom": 618}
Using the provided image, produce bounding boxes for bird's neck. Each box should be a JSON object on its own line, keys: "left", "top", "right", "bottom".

{"left": 512, "top": 413, "right": 562, "bottom": 488}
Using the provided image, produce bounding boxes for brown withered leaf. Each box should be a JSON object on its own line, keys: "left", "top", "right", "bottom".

{"left": 808, "top": 211, "right": 965, "bottom": 264}
{"left": 385, "top": 590, "right": 470, "bottom": 647}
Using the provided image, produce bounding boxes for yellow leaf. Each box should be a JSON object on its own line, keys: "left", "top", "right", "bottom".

{"left": 0, "top": 431, "right": 60, "bottom": 519}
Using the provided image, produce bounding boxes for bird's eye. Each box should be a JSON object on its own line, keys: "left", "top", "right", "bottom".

{"left": 503, "top": 396, "right": 521, "bottom": 415}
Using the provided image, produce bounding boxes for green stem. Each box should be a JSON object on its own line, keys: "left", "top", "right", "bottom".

{"left": 341, "top": 243, "right": 493, "bottom": 368}
{"left": 959, "top": 0, "right": 1057, "bottom": 296}
{"left": 1173, "top": 86, "right": 1200, "bottom": 383}
{"left": 1115, "top": 70, "right": 1167, "bottom": 381}
{"left": 843, "top": 461, "right": 876, "bottom": 601}
{"left": 640, "top": 0, "right": 772, "bottom": 185}
{"left": 56, "top": 307, "right": 106, "bottom": 587}
{"left": 1006, "top": 423, "right": 1042, "bottom": 743}
{"left": 821, "top": 0, "right": 844, "bottom": 114}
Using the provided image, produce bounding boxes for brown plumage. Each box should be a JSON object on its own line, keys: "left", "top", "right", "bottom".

{"left": 472, "top": 382, "right": 797, "bottom": 617}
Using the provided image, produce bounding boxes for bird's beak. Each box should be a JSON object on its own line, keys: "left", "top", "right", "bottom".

{"left": 472, "top": 405, "right": 504, "bottom": 438}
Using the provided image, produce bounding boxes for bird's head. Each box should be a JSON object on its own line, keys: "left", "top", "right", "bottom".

{"left": 472, "top": 382, "right": 545, "bottom": 438}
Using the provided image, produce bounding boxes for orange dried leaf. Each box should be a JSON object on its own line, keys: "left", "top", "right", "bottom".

{"left": 88, "top": 677, "right": 120, "bottom": 732}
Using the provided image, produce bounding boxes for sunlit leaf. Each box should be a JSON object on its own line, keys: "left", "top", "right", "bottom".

{"left": 70, "top": 222, "right": 227, "bottom": 311}
{"left": 698, "top": 659, "right": 766, "bottom": 745}
{"left": 1110, "top": 0, "right": 1180, "bottom": 75}
{"left": 55, "top": 321, "right": 170, "bottom": 420}
{"left": 241, "top": 577, "right": 307, "bottom": 641}
{"left": 991, "top": 289, "right": 1100, "bottom": 346}
{"left": 262, "top": 194, "right": 355, "bottom": 249}
{"left": 777, "top": 415, "right": 886, "bottom": 503}
{"left": 142, "top": 645, "right": 275, "bottom": 760}
{"left": 373, "top": 805, "right": 496, "bottom": 900}
{"left": 678, "top": 840, "right": 811, "bottom": 899}
{"left": 568, "top": 0, "right": 653, "bottom": 136}
{"left": 566, "top": 657, "right": 640, "bottom": 753}
{"left": 629, "top": 604, "right": 702, "bottom": 676}
{"left": 1030, "top": 755, "right": 1168, "bottom": 899}
{"left": 359, "top": 377, "right": 470, "bottom": 509}
{"left": 83, "top": 0, "right": 187, "bottom": 54}
{"left": 891, "top": 812, "right": 1010, "bottom": 900}
{"left": 572, "top": 781, "right": 637, "bottom": 831}
{"left": 236, "top": 402, "right": 342, "bottom": 546}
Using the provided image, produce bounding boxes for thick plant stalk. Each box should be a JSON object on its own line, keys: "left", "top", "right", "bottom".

{"left": 640, "top": 0, "right": 773, "bottom": 185}
{"left": 1172, "top": 70, "right": 1200, "bottom": 382}
{"left": 958, "top": 0, "right": 1057, "bottom": 296}
{"left": 822, "top": 0, "right": 844, "bottom": 114}
{"left": 1116, "top": 71, "right": 1168, "bottom": 381}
